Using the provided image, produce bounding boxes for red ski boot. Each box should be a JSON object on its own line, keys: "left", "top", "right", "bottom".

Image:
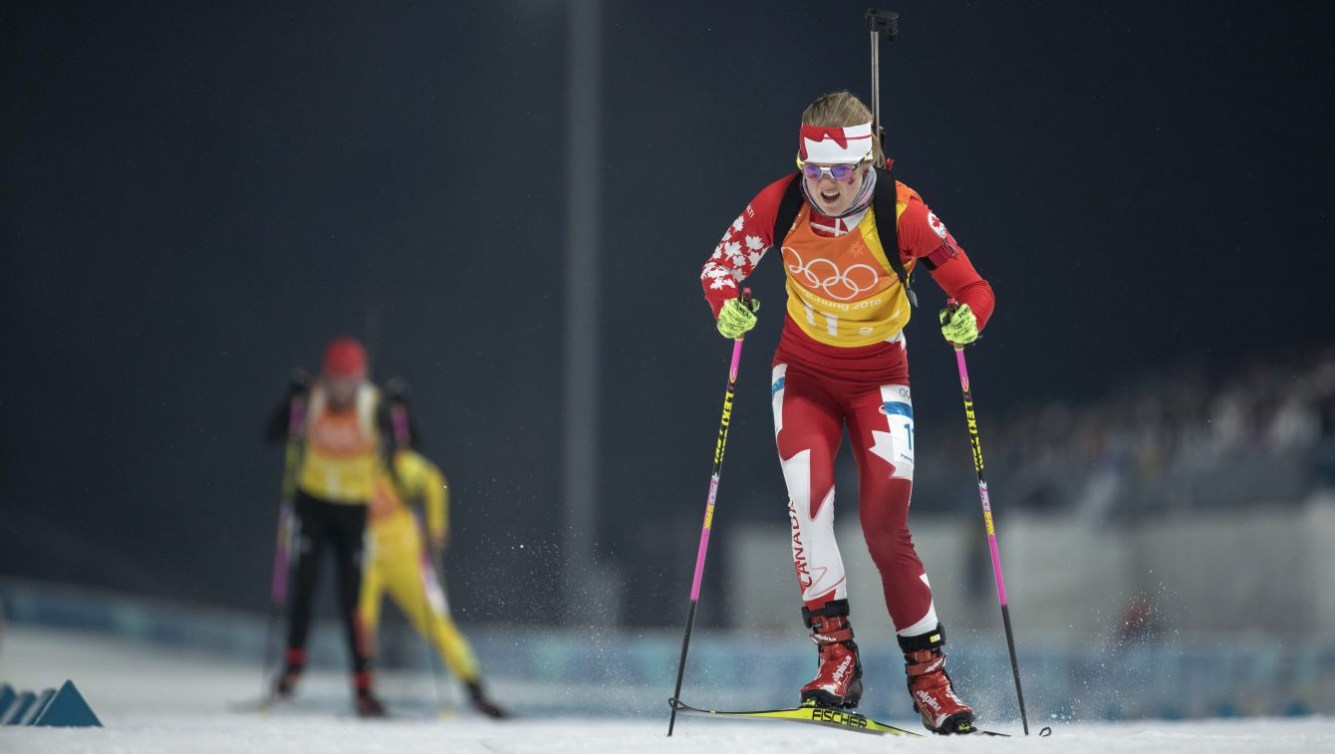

{"left": 271, "top": 649, "right": 305, "bottom": 701}
{"left": 899, "top": 626, "right": 975, "bottom": 734}
{"left": 799, "top": 599, "right": 863, "bottom": 709}
{"left": 353, "top": 672, "right": 388, "bottom": 719}
{"left": 354, "top": 690, "right": 388, "bottom": 718}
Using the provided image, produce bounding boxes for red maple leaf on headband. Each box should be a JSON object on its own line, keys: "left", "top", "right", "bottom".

{"left": 800, "top": 125, "right": 851, "bottom": 148}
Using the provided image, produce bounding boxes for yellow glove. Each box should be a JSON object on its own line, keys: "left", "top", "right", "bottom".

{"left": 939, "top": 303, "right": 979, "bottom": 346}
{"left": 428, "top": 529, "right": 449, "bottom": 556}
{"left": 716, "top": 296, "right": 760, "bottom": 339}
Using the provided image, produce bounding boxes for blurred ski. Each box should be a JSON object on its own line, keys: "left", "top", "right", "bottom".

{"left": 668, "top": 698, "right": 1020, "bottom": 737}
{"left": 669, "top": 698, "right": 919, "bottom": 736}
{"left": 228, "top": 695, "right": 280, "bottom": 714}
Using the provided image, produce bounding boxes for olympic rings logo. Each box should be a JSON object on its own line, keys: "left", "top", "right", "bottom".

{"left": 781, "top": 247, "right": 881, "bottom": 301}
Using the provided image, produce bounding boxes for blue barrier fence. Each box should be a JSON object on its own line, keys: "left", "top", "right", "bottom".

{"left": 3, "top": 578, "right": 1331, "bottom": 722}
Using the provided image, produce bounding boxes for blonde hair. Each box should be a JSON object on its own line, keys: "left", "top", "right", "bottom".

{"left": 800, "top": 91, "right": 884, "bottom": 165}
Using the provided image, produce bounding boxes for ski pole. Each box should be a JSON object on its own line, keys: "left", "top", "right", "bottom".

{"left": 667, "top": 289, "right": 752, "bottom": 737}
{"left": 948, "top": 330, "right": 1031, "bottom": 735}
{"left": 415, "top": 539, "right": 451, "bottom": 716}
{"left": 260, "top": 391, "right": 306, "bottom": 700}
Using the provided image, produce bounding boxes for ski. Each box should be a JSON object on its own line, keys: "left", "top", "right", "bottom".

{"left": 669, "top": 698, "right": 918, "bottom": 737}
{"left": 669, "top": 698, "right": 1021, "bottom": 737}
{"left": 227, "top": 696, "right": 371, "bottom": 718}
{"left": 227, "top": 695, "right": 281, "bottom": 714}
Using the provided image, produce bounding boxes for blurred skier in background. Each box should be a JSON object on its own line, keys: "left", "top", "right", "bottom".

{"left": 700, "top": 91, "right": 994, "bottom": 734}
{"left": 358, "top": 379, "right": 508, "bottom": 718}
{"left": 266, "top": 337, "right": 391, "bottom": 717}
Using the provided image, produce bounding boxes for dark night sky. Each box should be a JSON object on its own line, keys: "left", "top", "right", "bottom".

{"left": 3, "top": 1, "right": 1333, "bottom": 626}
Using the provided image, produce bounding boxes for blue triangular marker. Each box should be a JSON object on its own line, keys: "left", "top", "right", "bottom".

{"left": 33, "top": 680, "right": 102, "bottom": 728}
{"left": 0, "top": 691, "right": 35, "bottom": 725}
{"left": 17, "top": 688, "right": 55, "bottom": 725}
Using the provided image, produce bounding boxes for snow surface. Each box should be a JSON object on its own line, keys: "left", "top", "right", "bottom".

{"left": 8, "top": 715, "right": 1335, "bottom": 754}
{"left": 4, "top": 627, "right": 1333, "bottom": 754}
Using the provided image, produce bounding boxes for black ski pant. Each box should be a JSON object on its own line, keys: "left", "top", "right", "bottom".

{"left": 285, "top": 489, "right": 372, "bottom": 681}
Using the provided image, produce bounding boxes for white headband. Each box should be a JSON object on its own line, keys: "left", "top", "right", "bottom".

{"left": 798, "top": 121, "right": 874, "bottom": 164}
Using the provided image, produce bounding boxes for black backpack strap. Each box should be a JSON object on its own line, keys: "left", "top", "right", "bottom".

{"left": 772, "top": 173, "right": 805, "bottom": 250}
{"left": 872, "top": 167, "right": 916, "bottom": 307}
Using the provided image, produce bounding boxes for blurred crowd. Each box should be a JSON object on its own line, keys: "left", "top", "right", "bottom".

{"left": 916, "top": 345, "right": 1335, "bottom": 518}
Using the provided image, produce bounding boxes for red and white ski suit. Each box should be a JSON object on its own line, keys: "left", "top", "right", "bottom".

{"left": 701, "top": 174, "right": 994, "bottom": 637}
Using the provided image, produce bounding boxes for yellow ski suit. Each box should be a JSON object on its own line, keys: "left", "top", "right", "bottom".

{"left": 358, "top": 450, "right": 481, "bottom": 682}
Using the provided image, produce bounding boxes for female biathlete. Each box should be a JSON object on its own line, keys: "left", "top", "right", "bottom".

{"left": 358, "top": 387, "right": 507, "bottom": 718}
{"left": 699, "top": 91, "right": 994, "bottom": 735}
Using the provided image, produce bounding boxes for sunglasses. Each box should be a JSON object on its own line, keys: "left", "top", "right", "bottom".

{"left": 797, "top": 159, "right": 867, "bottom": 184}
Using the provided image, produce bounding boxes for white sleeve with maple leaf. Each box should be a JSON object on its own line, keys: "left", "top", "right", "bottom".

{"left": 700, "top": 175, "right": 791, "bottom": 318}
